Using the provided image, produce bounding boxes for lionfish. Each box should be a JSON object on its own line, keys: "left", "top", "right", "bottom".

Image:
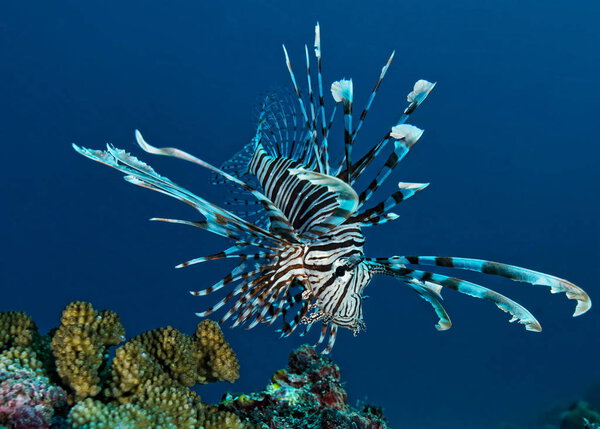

{"left": 73, "top": 24, "right": 591, "bottom": 354}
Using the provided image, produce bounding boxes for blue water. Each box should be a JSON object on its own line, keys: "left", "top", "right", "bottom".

{"left": 2, "top": 1, "right": 599, "bottom": 428}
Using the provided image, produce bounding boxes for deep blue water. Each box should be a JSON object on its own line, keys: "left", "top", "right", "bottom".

{"left": 2, "top": 1, "right": 599, "bottom": 428}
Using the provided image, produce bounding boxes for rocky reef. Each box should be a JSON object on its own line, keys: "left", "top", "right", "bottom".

{"left": 221, "top": 344, "right": 388, "bottom": 428}
{"left": 0, "top": 302, "right": 388, "bottom": 429}
{"left": 505, "top": 386, "right": 600, "bottom": 429}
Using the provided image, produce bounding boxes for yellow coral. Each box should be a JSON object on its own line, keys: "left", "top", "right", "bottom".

{"left": 68, "top": 398, "right": 161, "bottom": 429}
{"left": 59, "top": 301, "right": 98, "bottom": 326}
{"left": 69, "top": 387, "right": 205, "bottom": 429}
{"left": 0, "top": 311, "right": 38, "bottom": 349}
{"left": 94, "top": 309, "right": 126, "bottom": 346}
{"left": 52, "top": 324, "right": 103, "bottom": 399}
{"left": 51, "top": 301, "right": 125, "bottom": 401}
{"left": 195, "top": 320, "right": 239, "bottom": 384}
{"left": 0, "top": 311, "right": 54, "bottom": 376}
{"left": 199, "top": 409, "right": 254, "bottom": 429}
{"left": 106, "top": 340, "right": 177, "bottom": 403}
{"left": 134, "top": 382, "right": 203, "bottom": 428}
{"left": 0, "top": 345, "right": 45, "bottom": 373}
{"left": 106, "top": 320, "right": 239, "bottom": 403}
{"left": 1, "top": 303, "right": 245, "bottom": 429}
{"left": 135, "top": 326, "right": 200, "bottom": 386}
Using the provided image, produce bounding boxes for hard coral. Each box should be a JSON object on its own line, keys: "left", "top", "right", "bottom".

{"left": 0, "top": 302, "right": 247, "bottom": 428}
{"left": 199, "top": 408, "right": 254, "bottom": 429}
{"left": 0, "top": 347, "right": 45, "bottom": 374}
{"left": 0, "top": 303, "right": 388, "bottom": 429}
{"left": 0, "top": 312, "right": 38, "bottom": 350}
{"left": 195, "top": 320, "right": 240, "bottom": 384}
{"left": 105, "top": 321, "right": 239, "bottom": 404}
{"left": 0, "top": 311, "right": 53, "bottom": 379}
{"left": 51, "top": 301, "right": 125, "bottom": 402}
{"left": 221, "top": 345, "right": 388, "bottom": 429}
{"left": 68, "top": 398, "right": 159, "bottom": 429}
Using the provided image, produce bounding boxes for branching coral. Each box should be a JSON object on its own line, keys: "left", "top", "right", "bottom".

{"left": 0, "top": 302, "right": 245, "bottom": 428}
{"left": 68, "top": 398, "right": 159, "bottom": 429}
{"left": 198, "top": 408, "right": 254, "bottom": 429}
{"left": 51, "top": 301, "right": 126, "bottom": 402}
{"left": 0, "top": 310, "right": 55, "bottom": 381}
{"left": 195, "top": 320, "right": 240, "bottom": 384}
{"left": 0, "top": 312, "right": 38, "bottom": 350}
{"left": 105, "top": 321, "right": 239, "bottom": 404}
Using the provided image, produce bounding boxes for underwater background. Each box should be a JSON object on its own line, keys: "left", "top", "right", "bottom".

{"left": 1, "top": 1, "right": 599, "bottom": 427}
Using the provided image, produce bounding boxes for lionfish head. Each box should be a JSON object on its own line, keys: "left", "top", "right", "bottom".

{"left": 305, "top": 245, "right": 372, "bottom": 335}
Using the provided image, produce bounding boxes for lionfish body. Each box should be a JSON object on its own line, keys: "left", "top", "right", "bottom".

{"left": 74, "top": 25, "right": 591, "bottom": 353}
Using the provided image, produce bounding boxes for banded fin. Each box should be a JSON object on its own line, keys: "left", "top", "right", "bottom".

{"left": 343, "top": 79, "right": 435, "bottom": 184}
{"left": 331, "top": 79, "right": 354, "bottom": 177}
{"left": 357, "top": 125, "right": 424, "bottom": 208}
{"left": 378, "top": 264, "right": 542, "bottom": 332}
{"left": 135, "top": 130, "right": 300, "bottom": 243}
{"left": 189, "top": 263, "right": 260, "bottom": 296}
{"left": 352, "top": 51, "right": 395, "bottom": 144}
{"left": 407, "top": 279, "right": 452, "bottom": 331}
{"left": 397, "top": 256, "right": 591, "bottom": 317}
{"left": 314, "top": 22, "right": 330, "bottom": 173}
{"left": 353, "top": 182, "right": 429, "bottom": 223}
{"left": 323, "top": 324, "right": 338, "bottom": 354}
{"left": 176, "top": 246, "right": 273, "bottom": 268}
{"left": 282, "top": 45, "right": 313, "bottom": 139}
{"left": 361, "top": 212, "right": 399, "bottom": 227}
{"left": 73, "top": 144, "right": 284, "bottom": 247}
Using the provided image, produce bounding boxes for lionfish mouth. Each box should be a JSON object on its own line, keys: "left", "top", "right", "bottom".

{"left": 72, "top": 23, "right": 590, "bottom": 354}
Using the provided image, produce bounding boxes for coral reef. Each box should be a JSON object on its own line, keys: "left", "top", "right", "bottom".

{"left": 559, "top": 402, "right": 600, "bottom": 429}
{"left": 0, "top": 302, "right": 246, "bottom": 429}
{"left": 195, "top": 320, "right": 240, "bottom": 384}
{"left": 0, "top": 364, "right": 66, "bottom": 429}
{"left": 220, "top": 344, "right": 389, "bottom": 428}
{"left": 0, "top": 302, "right": 388, "bottom": 428}
{"left": 0, "top": 312, "right": 38, "bottom": 350}
{"left": 104, "top": 320, "right": 239, "bottom": 404}
{"left": 525, "top": 398, "right": 600, "bottom": 429}
{"left": 51, "top": 301, "right": 126, "bottom": 402}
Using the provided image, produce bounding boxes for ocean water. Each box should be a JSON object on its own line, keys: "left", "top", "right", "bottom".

{"left": 1, "top": 1, "right": 599, "bottom": 428}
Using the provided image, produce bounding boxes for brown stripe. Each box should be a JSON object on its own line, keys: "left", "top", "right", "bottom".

{"left": 435, "top": 257, "right": 454, "bottom": 267}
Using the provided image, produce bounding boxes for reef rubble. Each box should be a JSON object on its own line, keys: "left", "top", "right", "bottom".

{"left": 221, "top": 344, "right": 388, "bottom": 429}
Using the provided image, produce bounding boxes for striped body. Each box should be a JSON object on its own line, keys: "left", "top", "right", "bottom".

{"left": 73, "top": 24, "right": 591, "bottom": 354}
{"left": 304, "top": 223, "right": 369, "bottom": 332}
{"left": 248, "top": 144, "right": 371, "bottom": 335}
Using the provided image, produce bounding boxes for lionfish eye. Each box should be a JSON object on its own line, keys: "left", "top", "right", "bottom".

{"left": 335, "top": 266, "right": 347, "bottom": 277}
